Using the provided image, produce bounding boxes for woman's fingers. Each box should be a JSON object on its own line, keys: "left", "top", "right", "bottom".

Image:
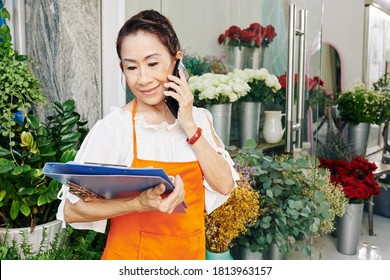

{"left": 139, "top": 175, "right": 185, "bottom": 214}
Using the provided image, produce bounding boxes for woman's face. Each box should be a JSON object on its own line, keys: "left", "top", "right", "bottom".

{"left": 120, "top": 31, "right": 178, "bottom": 106}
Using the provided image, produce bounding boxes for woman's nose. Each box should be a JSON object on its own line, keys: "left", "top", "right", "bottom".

{"left": 137, "top": 68, "right": 152, "bottom": 85}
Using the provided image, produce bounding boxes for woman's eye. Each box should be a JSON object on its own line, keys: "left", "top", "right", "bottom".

{"left": 148, "top": 62, "right": 158, "bottom": 67}
{"left": 126, "top": 66, "right": 137, "bottom": 71}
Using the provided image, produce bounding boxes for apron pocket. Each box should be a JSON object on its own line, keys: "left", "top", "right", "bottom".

{"left": 138, "top": 229, "right": 204, "bottom": 260}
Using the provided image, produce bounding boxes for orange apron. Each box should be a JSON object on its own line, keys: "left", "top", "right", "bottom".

{"left": 101, "top": 99, "right": 205, "bottom": 260}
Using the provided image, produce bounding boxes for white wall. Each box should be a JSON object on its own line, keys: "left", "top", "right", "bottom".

{"left": 322, "top": 0, "right": 366, "bottom": 90}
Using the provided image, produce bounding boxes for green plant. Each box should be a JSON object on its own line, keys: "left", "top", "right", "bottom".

{"left": 0, "top": 226, "right": 106, "bottom": 260}
{"left": 0, "top": 100, "right": 88, "bottom": 229}
{"left": 183, "top": 53, "right": 231, "bottom": 77}
{"left": 336, "top": 83, "right": 388, "bottom": 125}
{"left": 0, "top": 5, "right": 47, "bottom": 145}
{"left": 373, "top": 73, "right": 390, "bottom": 124}
{"left": 317, "top": 128, "right": 354, "bottom": 161}
{"left": 232, "top": 150, "right": 344, "bottom": 256}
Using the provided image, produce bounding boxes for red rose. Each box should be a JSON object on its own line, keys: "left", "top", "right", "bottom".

{"left": 249, "top": 23, "right": 262, "bottom": 33}
{"left": 264, "top": 25, "right": 276, "bottom": 42}
{"left": 278, "top": 75, "right": 287, "bottom": 89}
{"left": 225, "top": 25, "right": 241, "bottom": 41}
{"left": 343, "top": 186, "right": 355, "bottom": 199}
{"left": 241, "top": 29, "right": 255, "bottom": 44}
{"left": 218, "top": 34, "right": 226, "bottom": 44}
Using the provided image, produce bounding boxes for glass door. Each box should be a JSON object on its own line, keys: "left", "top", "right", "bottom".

{"left": 125, "top": 0, "right": 325, "bottom": 260}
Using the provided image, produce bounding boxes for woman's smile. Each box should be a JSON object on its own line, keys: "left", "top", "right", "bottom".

{"left": 139, "top": 84, "right": 160, "bottom": 95}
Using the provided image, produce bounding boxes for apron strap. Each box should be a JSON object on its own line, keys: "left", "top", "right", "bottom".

{"left": 132, "top": 99, "right": 138, "bottom": 159}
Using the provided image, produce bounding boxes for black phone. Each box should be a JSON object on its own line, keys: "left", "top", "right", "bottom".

{"left": 164, "top": 59, "right": 180, "bottom": 118}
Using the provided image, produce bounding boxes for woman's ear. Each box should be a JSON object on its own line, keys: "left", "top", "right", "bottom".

{"left": 119, "top": 61, "right": 124, "bottom": 72}
{"left": 175, "top": 51, "right": 183, "bottom": 61}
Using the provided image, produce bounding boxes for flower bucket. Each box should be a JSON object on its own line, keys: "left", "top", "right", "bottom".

{"left": 205, "top": 103, "right": 232, "bottom": 145}
{"left": 227, "top": 47, "right": 247, "bottom": 69}
{"left": 264, "top": 243, "right": 286, "bottom": 260}
{"left": 336, "top": 203, "right": 364, "bottom": 255}
{"left": 237, "top": 102, "right": 261, "bottom": 148}
{"left": 231, "top": 245, "right": 263, "bottom": 260}
{"left": 246, "top": 46, "right": 265, "bottom": 69}
{"left": 346, "top": 122, "right": 370, "bottom": 156}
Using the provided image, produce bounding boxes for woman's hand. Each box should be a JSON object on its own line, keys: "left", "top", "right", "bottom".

{"left": 137, "top": 175, "right": 185, "bottom": 214}
{"left": 164, "top": 69, "right": 197, "bottom": 133}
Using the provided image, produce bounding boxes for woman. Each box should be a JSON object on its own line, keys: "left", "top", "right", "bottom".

{"left": 57, "top": 9, "right": 238, "bottom": 260}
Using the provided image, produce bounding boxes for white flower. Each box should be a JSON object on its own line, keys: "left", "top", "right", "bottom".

{"left": 189, "top": 72, "right": 250, "bottom": 105}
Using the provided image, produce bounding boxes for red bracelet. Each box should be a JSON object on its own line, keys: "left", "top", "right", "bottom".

{"left": 186, "top": 127, "right": 202, "bottom": 145}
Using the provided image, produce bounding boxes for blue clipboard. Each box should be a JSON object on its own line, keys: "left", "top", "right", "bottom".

{"left": 43, "top": 162, "right": 187, "bottom": 213}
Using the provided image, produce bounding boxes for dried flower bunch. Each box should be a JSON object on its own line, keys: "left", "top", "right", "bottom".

{"left": 182, "top": 53, "right": 232, "bottom": 77}
{"left": 205, "top": 173, "right": 260, "bottom": 253}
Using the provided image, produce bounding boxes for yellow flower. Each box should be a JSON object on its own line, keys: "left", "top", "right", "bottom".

{"left": 205, "top": 175, "right": 261, "bottom": 253}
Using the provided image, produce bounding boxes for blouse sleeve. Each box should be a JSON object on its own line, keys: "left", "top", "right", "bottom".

{"left": 196, "top": 108, "right": 240, "bottom": 214}
{"left": 56, "top": 110, "right": 133, "bottom": 233}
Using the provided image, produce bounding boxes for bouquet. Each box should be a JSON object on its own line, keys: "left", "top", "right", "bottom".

{"left": 319, "top": 156, "right": 380, "bottom": 203}
{"left": 205, "top": 169, "right": 260, "bottom": 253}
{"left": 228, "top": 68, "right": 281, "bottom": 103}
{"left": 217, "top": 23, "right": 277, "bottom": 49}
{"left": 188, "top": 72, "right": 250, "bottom": 107}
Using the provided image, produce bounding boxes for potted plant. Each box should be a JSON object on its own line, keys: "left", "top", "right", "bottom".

{"left": 204, "top": 168, "right": 260, "bottom": 259}
{"left": 228, "top": 68, "right": 281, "bottom": 147}
{"left": 0, "top": 3, "right": 89, "bottom": 255}
{"left": 0, "top": 100, "right": 88, "bottom": 229}
{"left": 335, "top": 83, "right": 388, "bottom": 155}
{"left": 232, "top": 143, "right": 348, "bottom": 259}
{"left": 188, "top": 72, "right": 250, "bottom": 144}
{"left": 217, "top": 23, "right": 277, "bottom": 69}
{"left": 317, "top": 127, "right": 380, "bottom": 255}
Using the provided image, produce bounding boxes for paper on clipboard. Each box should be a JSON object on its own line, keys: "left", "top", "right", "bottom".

{"left": 43, "top": 162, "right": 187, "bottom": 213}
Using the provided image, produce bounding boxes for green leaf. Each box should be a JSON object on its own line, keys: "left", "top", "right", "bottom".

{"left": 62, "top": 115, "right": 80, "bottom": 126}
{"left": 0, "top": 190, "right": 6, "bottom": 201}
{"left": 37, "top": 194, "right": 47, "bottom": 206}
{"left": 61, "top": 131, "right": 81, "bottom": 142}
{"left": 10, "top": 200, "right": 20, "bottom": 220}
{"left": 19, "top": 203, "right": 31, "bottom": 217}
{"left": 62, "top": 99, "right": 76, "bottom": 112}
{"left": 11, "top": 165, "right": 24, "bottom": 175}
{"left": 0, "top": 147, "right": 11, "bottom": 156}
{"left": 284, "top": 179, "right": 295, "bottom": 185}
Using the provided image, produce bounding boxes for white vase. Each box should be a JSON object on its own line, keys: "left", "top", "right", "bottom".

{"left": 262, "top": 110, "right": 285, "bottom": 144}
{"left": 0, "top": 219, "right": 64, "bottom": 258}
{"left": 205, "top": 103, "right": 232, "bottom": 145}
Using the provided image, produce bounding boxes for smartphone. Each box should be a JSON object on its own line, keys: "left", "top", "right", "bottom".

{"left": 164, "top": 59, "right": 181, "bottom": 118}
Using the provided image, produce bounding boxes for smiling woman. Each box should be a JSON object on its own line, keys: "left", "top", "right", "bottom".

{"left": 57, "top": 9, "right": 239, "bottom": 260}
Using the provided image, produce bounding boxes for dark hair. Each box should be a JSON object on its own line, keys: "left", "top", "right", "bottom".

{"left": 116, "top": 10, "right": 181, "bottom": 59}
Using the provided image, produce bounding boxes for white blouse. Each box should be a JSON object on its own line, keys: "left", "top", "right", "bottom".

{"left": 56, "top": 106, "right": 239, "bottom": 233}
